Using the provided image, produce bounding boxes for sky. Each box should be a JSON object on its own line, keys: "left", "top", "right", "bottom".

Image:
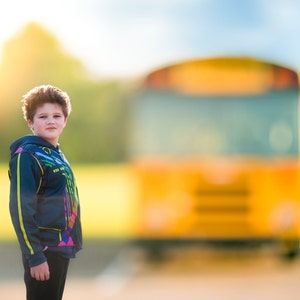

{"left": 0, "top": 0, "right": 300, "bottom": 79}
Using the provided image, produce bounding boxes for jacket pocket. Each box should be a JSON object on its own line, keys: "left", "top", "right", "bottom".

{"left": 39, "top": 227, "right": 62, "bottom": 246}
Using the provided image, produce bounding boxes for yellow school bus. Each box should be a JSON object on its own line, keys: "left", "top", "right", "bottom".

{"left": 128, "top": 56, "right": 300, "bottom": 257}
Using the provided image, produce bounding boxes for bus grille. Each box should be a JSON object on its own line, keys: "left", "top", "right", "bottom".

{"left": 188, "top": 176, "right": 252, "bottom": 238}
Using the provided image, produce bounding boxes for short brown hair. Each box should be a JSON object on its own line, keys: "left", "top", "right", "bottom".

{"left": 22, "top": 85, "right": 72, "bottom": 121}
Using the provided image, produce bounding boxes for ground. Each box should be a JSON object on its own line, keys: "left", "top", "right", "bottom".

{"left": 1, "top": 240, "right": 299, "bottom": 300}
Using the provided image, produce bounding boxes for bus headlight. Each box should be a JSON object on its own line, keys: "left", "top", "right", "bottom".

{"left": 270, "top": 200, "right": 299, "bottom": 236}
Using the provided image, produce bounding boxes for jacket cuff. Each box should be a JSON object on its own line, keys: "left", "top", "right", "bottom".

{"left": 27, "top": 252, "right": 47, "bottom": 267}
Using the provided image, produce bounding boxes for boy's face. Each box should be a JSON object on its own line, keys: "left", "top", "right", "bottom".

{"left": 27, "top": 103, "right": 67, "bottom": 146}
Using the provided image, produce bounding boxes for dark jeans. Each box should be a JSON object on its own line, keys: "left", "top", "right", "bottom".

{"left": 22, "top": 251, "right": 70, "bottom": 300}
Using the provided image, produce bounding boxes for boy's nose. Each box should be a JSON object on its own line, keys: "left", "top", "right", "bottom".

{"left": 47, "top": 118, "right": 55, "bottom": 124}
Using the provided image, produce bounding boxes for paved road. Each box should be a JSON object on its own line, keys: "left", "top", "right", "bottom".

{"left": 1, "top": 241, "right": 300, "bottom": 300}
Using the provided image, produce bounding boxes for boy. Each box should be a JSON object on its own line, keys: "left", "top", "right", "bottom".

{"left": 9, "top": 85, "right": 82, "bottom": 300}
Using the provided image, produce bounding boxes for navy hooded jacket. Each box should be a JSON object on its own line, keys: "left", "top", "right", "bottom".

{"left": 9, "top": 135, "right": 82, "bottom": 267}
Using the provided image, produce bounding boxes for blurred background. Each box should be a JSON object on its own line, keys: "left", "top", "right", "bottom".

{"left": 1, "top": 0, "right": 300, "bottom": 299}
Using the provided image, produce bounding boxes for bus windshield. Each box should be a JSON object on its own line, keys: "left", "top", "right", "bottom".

{"left": 129, "top": 88, "right": 299, "bottom": 158}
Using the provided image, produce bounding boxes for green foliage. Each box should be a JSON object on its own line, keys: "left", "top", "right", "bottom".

{"left": 0, "top": 22, "right": 137, "bottom": 163}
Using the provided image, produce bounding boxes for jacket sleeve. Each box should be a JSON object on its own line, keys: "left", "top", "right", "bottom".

{"left": 9, "top": 151, "right": 47, "bottom": 267}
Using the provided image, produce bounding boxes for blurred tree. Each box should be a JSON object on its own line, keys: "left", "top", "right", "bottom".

{"left": 0, "top": 22, "right": 133, "bottom": 163}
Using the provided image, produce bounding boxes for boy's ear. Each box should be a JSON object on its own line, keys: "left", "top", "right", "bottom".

{"left": 26, "top": 119, "right": 33, "bottom": 129}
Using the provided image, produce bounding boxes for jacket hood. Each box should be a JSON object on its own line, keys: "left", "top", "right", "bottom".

{"left": 10, "top": 135, "right": 57, "bottom": 157}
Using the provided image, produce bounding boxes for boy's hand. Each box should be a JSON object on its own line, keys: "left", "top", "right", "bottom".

{"left": 30, "top": 261, "right": 50, "bottom": 281}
